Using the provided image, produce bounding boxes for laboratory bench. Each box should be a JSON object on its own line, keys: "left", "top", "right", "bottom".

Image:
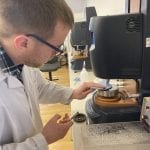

{"left": 68, "top": 61, "right": 150, "bottom": 150}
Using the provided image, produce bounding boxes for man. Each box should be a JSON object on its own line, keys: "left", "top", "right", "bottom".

{"left": 0, "top": 0, "right": 101, "bottom": 149}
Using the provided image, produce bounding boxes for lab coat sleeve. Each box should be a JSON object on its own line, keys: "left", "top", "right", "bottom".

{"left": 0, "top": 133, "right": 48, "bottom": 150}
{"left": 0, "top": 99, "right": 48, "bottom": 150}
{"left": 35, "top": 68, "right": 74, "bottom": 104}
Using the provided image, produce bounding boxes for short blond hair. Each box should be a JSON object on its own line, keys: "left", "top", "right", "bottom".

{"left": 0, "top": 0, "right": 74, "bottom": 39}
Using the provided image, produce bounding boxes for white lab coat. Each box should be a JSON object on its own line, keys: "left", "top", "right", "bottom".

{"left": 0, "top": 65, "right": 73, "bottom": 150}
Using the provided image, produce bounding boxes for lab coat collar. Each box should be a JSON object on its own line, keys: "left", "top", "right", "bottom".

{"left": 7, "top": 76, "right": 23, "bottom": 88}
{"left": 0, "top": 72, "right": 23, "bottom": 88}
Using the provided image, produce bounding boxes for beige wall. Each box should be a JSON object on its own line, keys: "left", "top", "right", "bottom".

{"left": 65, "top": 0, "right": 126, "bottom": 21}
{"left": 65, "top": 0, "right": 87, "bottom": 22}
{"left": 86, "top": 0, "right": 126, "bottom": 15}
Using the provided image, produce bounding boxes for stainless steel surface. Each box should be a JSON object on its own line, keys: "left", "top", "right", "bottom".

{"left": 97, "top": 85, "right": 119, "bottom": 98}
{"left": 126, "top": 93, "right": 140, "bottom": 99}
{"left": 73, "top": 121, "right": 150, "bottom": 150}
{"left": 106, "top": 79, "right": 110, "bottom": 87}
{"left": 83, "top": 121, "right": 150, "bottom": 150}
{"left": 84, "top": 122, "right": 150, "bottom": 145}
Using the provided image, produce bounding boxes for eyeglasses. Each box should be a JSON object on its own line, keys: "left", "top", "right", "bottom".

{"left": 25, "top": 34, "right": 64, "bottom": 54}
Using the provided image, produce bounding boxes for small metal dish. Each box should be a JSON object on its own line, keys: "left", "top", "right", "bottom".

{"left": 72, "top": 113, "right": 86, "bottom": 123}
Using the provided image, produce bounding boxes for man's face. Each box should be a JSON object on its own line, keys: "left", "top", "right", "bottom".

{"left": 23, "top": 21, "right": 70, "bottom": 67}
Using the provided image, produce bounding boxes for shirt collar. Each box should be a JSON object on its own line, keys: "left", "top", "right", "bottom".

{"left": 0, "top": 47, "right": 23, "bottom": 81}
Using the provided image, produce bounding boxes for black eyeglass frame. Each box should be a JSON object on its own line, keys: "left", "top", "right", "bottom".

{"left": 25, "top": 34, "right": 64, "bottom": 54}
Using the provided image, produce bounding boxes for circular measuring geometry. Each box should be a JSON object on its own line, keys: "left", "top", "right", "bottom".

{"left": 97, "top": 85, "right": 119, "bottom": 98}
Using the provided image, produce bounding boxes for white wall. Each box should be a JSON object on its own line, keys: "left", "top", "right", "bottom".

{"left": 65, "top": 0, "right": 87, "bottom": 22}
{"left": 86, "top": 0, "right": 126, "bottom": 15}
{"left": 66, "top": 0, "right": 126, "bottom": 21}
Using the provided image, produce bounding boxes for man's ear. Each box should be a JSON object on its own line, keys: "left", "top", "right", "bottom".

{"left": 14, "top": 35, "right": 28, "bottom": 49}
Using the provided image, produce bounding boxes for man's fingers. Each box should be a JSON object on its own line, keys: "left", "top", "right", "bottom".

{"left": 63, "top": 113, "right": 70, "bottom": 120}
{"left": 82, "top": 82, "right": 103, "bottom": 89}
{"left": 59, "top": 113, "right": 71, "bottom": 123}
{"left": 59, "top": 119, "right": 73, "bottom": 125}
{"left": 49, "top": 113, "right": 73, "bottom": 124}
{"left": 49, "top": 114, "right": 61, "bottom": 123}
{"left": 83, "top": 89, "right": 93, "bottom": 95}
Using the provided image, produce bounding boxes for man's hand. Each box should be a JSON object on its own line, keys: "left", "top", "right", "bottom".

{"left": 71, "top": 82, "right": 103, "bottom": 99}
{"left": 42, "top": 114, "right": 73, "bottom": 144}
